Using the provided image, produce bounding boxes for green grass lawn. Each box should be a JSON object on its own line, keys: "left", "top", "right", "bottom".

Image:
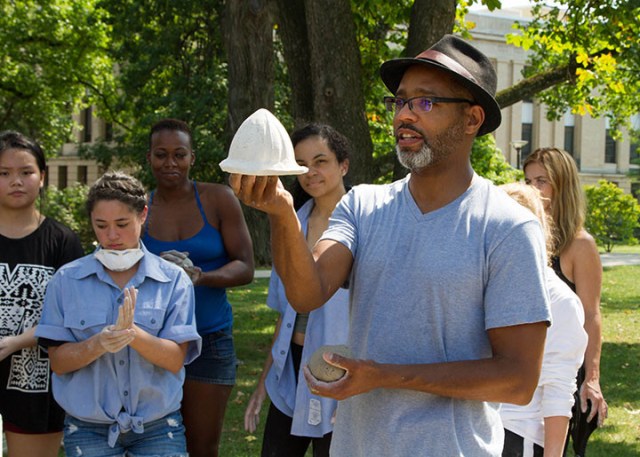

{"left": 586, "top": 266, "right": 640, "bottom": 456}
{"left": 7, "top": 265, "right": 635, "bottom": 457}
{"left": 221, "top": 266, "right": 640, "bottom": 456}
{"left": 601, "top": 244, "right": 640, "bottom": 254}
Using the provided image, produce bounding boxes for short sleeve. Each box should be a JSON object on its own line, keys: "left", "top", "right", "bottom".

{"left": 36, "top": 271, "right": 77, "bottom": 342}
{"left": 321, "top": 190, "right": 358, "bottom": 256}
{"left": 155, "top": 271, "right": 202, "bottom": 364}
{"left": 484, "top": 219, "right": 552, "bottom": 329}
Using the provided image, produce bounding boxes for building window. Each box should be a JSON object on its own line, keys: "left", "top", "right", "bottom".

{"left": 521, "top": 100, "right": 533, "bottom": 162}
{"left": 564, "top": 111, "right": 575, "bottom": 156}
{"left": 83, "top": 107, "right": 93, "bottom": 143}
{"left": 605, "top": 130, "right": 617, "bottom": 164}
{"left": 44, "top": 166, "right": 49, "bottom": 187}
{"left": 58, "top": 166, "right": 68, "bottom": 189}
{"left": 631, "top": 114, "right": 640, "bottom": 165}
{"left": 631, "top": 182, "right": 640, "bottom": 202}
{"left": 105, "top": 122, "right": 113, "bottom": 142}
{"left": 77, "top": 165, "right": 88, "bottom": 185}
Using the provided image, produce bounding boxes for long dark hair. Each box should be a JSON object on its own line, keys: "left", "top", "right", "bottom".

{"left": 289, "top": 123, "right": 351, "bottom": 210}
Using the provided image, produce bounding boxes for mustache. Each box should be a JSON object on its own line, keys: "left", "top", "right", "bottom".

{"left": 395, "top": 123, "right": 424, "bottom": 138}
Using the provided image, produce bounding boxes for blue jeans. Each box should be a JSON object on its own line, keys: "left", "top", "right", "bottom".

{"left": 185, "top": 327, "right": 236, "bottom": 385}
{"left": 63, "top": 411, "right": 187, "bottom": 457}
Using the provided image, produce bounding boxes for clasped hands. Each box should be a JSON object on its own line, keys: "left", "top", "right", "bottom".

{"left": 160, "top": 250, "right": 202, "bottom": 284}
{"left": 99, "top": 286, "right": 137, "bottom": 353}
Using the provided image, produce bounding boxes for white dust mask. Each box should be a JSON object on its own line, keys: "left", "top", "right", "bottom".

{"left": 94, "top": 246, "right": 144, "bottom": 272}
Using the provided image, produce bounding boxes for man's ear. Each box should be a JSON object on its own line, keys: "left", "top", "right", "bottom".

{"left": 465, "top": 105, "right": 485, "bottom": 136}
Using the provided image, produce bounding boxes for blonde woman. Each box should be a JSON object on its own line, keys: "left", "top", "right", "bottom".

{"left": 523, "top": 147, "right": 607, "bottom": 455}
{"left": 499, "top": 183, "right": 587, "bottom": 457}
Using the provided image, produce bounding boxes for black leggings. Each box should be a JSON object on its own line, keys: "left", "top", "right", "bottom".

{"left": 261, "top": 342, "right": 333, "bottom": 457}
{"left": 502, "top": 429, "right": 544, "bottom": 457}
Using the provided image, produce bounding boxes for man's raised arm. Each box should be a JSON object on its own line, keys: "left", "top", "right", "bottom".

{"left": 229, "top": 174, "right": 351, "bottom": 311}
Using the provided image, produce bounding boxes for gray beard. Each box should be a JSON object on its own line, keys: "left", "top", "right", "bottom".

{"left": 395, "top": 118, "right": 466, "bottom": 172}
{"left": 396, "top": 143, "right": 433, "bottom": 171}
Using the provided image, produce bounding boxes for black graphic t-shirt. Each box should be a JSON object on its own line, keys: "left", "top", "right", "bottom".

{"left": 0, "top": 217, "right": 84, "bottom": 431}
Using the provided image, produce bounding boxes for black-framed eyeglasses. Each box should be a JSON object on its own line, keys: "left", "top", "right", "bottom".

{"left": 383, "top": 96, "right": 475, "bottom": 114}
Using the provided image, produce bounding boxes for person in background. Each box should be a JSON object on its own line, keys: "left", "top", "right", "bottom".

{"left": 244, "top": 123, "right": 351, "bottom": 457}
{"left": 524, "top": 148, "right": 607, "bottom": 456}
{"left": 0, "top": 131, "right": 84, "bottom": 457}
{"left": 229, "top": 34, "right": 551, "bottom": 456}
{"left": 499, "top": 182, "right": 588, "bottom": 457}
{"left": 142, "top": 119, "right": 255, "bottom": 457}
{"left": 35, "top": 171, "right": 201, "bottom": 457}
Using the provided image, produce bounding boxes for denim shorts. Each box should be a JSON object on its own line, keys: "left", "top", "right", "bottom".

{"left": 62, "top": 411, "right": 186, "bottom": 457}
{"left": 185, "top": 327, "right": 236, "bottom": 385}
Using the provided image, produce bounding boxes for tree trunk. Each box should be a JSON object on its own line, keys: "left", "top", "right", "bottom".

{"left": 405, "top": 0, "right": 456, "bottom": 56}
{"left": 275, "top": 0, "right": 373, "bottom": 184}
{"left": 223, "top": 0, "right": 275, "bottom": 266}
{"left": 273, "top": 0, "right": 314, "bottom": 126}
{"left": 224, "top": 0, "right": 275, "bottom": 136}
{"left": 305, "top": 0, "right": 373, "bottom": 183}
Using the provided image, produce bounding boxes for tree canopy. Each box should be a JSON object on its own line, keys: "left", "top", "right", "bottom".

{"left": 2, "top": 0, "right": 638, "bottom": 178}
{"left": 0, "top": 0, "right": 116, "bottom": 154}
{"left": 500, "top": 0, "right": 640, "bottom": 139}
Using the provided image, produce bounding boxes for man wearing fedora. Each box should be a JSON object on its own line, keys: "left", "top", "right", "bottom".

{"left": 230, "top": 35, "right": 551, "bottom": 456}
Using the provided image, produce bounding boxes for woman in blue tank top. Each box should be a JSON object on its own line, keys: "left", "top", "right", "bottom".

{"left": 142, "top": 119, "right": 254, "bottom": 457}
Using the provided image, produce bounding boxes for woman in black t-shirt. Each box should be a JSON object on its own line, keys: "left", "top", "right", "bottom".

{"left": 0, "top": 131, "right": 84, "bottom": 457}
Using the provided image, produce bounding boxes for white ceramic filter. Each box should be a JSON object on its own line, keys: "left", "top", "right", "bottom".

{"left": 219, "top": 108, "right": 308, "bottom": 175}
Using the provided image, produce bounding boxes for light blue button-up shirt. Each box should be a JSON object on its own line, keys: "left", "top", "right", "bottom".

{"left": 265, "top": 199, "right": 350, "bottom": 438}
{"left": 36, "top": 243, "right": 201, "bottom": 446}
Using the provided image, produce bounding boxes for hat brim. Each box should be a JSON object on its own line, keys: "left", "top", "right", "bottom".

{"left": 380, "top": 58, "right": 502, "bottom": 136}
{"left": 219, "top": 159, "right": 309, "bottom": 176}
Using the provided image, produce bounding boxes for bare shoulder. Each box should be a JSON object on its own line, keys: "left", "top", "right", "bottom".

{"left": 196, "top": 181, "right": 238, "bottom": 205}
{"left": 565, "top": 229, "right": 601, "bottom": 267}
{"left": 570, "top": 230, "right": 599, "bottom": 255}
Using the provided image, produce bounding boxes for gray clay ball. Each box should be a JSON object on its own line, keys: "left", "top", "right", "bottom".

{"left": 308, "top": 344, "right": 352, "bottom": 382}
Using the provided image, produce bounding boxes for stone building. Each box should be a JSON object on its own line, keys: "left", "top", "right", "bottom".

{"left": 469, "top": 7, "right": 639, "bottom": 195}
{"left": 46, "top": 108, "right": 108, "bottom": 189}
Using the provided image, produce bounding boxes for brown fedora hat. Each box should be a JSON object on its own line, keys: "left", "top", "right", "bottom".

{"left": 380, "top": 34, "right": 502, "bottom": 136}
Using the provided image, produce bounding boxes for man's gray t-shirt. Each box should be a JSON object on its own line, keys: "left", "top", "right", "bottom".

{"left": 321, "top": 175, "right": 551, "bottom": 457}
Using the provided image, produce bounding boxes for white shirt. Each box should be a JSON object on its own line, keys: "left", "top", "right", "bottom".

{"left": 500, "top": 267, "right": 588, "bottom": 447}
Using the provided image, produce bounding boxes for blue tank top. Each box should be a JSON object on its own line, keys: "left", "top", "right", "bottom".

{"left": 142, "top": 182, "right": 232, "bottom": 335}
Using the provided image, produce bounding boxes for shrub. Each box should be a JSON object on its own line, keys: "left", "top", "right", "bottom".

{"left": 585, "top": 180, "right": 640, "bottom": 252}
{"left": 471, "top": 134, "right": 523, "bottom": 185}
{"left": 42, "top": 184, "right": 95, "bottom": 253}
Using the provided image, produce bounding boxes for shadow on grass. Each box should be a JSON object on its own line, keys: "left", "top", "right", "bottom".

{"left": 586, "top": 439, "right": 640, "bottom": 457}
{"left": 600, "top": 342, "right": 640, "bottom": 405}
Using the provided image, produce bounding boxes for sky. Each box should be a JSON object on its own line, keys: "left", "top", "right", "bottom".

{"left": 470, "top": 0, "right": 564, "bottom": 10}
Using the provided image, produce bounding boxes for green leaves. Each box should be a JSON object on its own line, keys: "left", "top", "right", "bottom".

{"left": 510, "top": 0, "right": 640, "bottom": 135}
{"left": 42, "top": 184, "right": 94, "bottom": 253}
{"left": 0, "top": 0, "right": 116, "bottom": 154}
{"left": 586, "top": 180, "right": 640, "bottom": 252}
{"left": 471, "top": 134, "right": 522, "bottom": 185}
